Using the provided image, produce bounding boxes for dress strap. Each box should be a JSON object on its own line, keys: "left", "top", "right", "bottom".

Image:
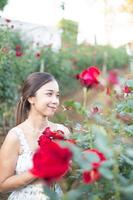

{"left": 13, "top": 127, "right": 31, "bottom": 153}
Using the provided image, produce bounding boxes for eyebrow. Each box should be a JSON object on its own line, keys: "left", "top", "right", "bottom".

{"left": 45, "top": 90, "right": 60, "bottom": 93}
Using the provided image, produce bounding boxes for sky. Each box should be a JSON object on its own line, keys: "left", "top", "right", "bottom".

{"left": 0, "top": 0, "right": 133, "bottom": 47}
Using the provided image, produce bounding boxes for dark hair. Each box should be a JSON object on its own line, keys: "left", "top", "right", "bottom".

{"left": 15, "top": 72, "right": 56, "bottom": 125}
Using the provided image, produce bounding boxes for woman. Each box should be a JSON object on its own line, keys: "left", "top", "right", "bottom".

{"left": 0, "top": 72, "right": 70, "bottom": 199}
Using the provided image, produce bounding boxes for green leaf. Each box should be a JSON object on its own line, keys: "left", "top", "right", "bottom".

{"left": 122, "top": 155, "right": 133, "bottom": 165}
{"left": 43, "top": 186, "right": 58, "bottom": 200}
{"left": 62, "top": 189, "right": 82, "bottom": 200}
{"left": 62, "top": 185, "right": 91, "bottom": 200}
{"left": 99, "top": 167, "right": 114, "bottom": 180}
{"left": 92, "top": 125, "right": 113, "bottom": 158}
{"left": 64, "top": 100, "right": 87, "bottom": 115}
{"left": 120, "top": 185, "right": 133, "bottom": 194}
{"left": 126, "top": 79, "right": 133, "bottom": 89}
{"left": 126, "top": 148, "right": 133, "bottom": 158}
{"left": 101, "top": 159, "right": 115, "bottom": 167}
{"left": 124, "top": 125, "right": 133, "bottom": 135}
{"left": 61, "top": 142, "right": 91, "bottom": 170}
{"left": 83, "top": 151, "right": 99, "bottom": 163}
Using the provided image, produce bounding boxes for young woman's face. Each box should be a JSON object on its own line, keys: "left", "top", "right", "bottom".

{"left": 31, "top": 80, "right": 60, "bottom": 117}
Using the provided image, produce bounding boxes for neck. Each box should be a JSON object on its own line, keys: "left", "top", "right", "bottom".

{"left": 25, "top": 114, "right": 49, "bottom": 135}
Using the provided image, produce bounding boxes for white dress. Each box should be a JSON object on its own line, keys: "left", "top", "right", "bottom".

{"left": 7, "top": 127, "right": 63, "bottom": 200}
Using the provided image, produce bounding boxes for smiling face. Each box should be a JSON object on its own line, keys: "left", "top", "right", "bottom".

{"left": 28, "top": 80, "right": 60, "bottom": 117}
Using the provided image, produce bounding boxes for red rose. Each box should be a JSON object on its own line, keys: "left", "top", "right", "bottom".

{"left": 30, "top": 141, "right": 72, "bottom": 183}
{"left": 15, "top": 45, "right": 21, "bottom": 51}
{"left": 16, "top": 51, "right": 23, "bottom": 57}
{"left": 123, "top": 86, "right": 131, "bottom": 94}
{"left": 107, "top": 69, "right": 119, "bottom": 85}
{"left": 38, "top": 127, "right": 65, "bottom": 147}
{"left": 35, "top": 52, "right": 41, "bottom": 58}
{"left": 66, "top": 139, "right": 77, "bottom": 144}
{"left": 91, "top": 106, "right": 100, "bottom": 114}
{"left": 82, "top": 149, "right": 106, "bottom": 184}
{"left": 83, "top": 169, "right": 101, "bottom": 184}
{"left": 76, "top": 66, "right": 100, "bottom": 88}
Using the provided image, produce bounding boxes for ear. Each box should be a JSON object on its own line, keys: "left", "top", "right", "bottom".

{"left": 27, "top": 96, "right": 35, "bottom": 105}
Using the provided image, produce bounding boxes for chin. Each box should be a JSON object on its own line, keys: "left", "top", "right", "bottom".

{"left": 44, "top": 112, "right": 55, "bottom": 117}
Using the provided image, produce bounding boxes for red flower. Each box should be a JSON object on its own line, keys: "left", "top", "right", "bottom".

{"left": 123, "top": 86, "right": 131, "bottom": 93}
{"left": 83, "top": 169, "right": 101, "bottom": 184}
{"left": 66, "top": 139, "right": 77, "bottom": 144}
{"left": 30, "top": 141, "right": 72, "bottom": 183}
{"left": 91, "top": 106, "right": 100, "bottom": 114}
{"left": 107, "top": 70, "right": 119, "bottom": 85}
{"left": 38, "top": 127, "right": 65, "bottom": 147}
{"left": 16, "top": 51, "right": 23, "bottom": 57}
{"left": 76, "top": 66, "right": 100, "bottom": 88}
{"left": 35, "top": 52, "right": 41, "bottom": 58}
{"left": 15, "top": 45, "right": 21, "bottom": 51}
{"left": 83, "top": 149, "right": 106, "bottom": 184}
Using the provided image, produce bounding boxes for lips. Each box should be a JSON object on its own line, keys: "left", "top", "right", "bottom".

{"left": 47, "top": 106, "right": 57, "bottom": 110}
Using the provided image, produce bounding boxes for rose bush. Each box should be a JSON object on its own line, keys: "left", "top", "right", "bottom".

{"left": 42, "top": 66, "right": 133, "bottom": 200}
{"left": 0, "top": 20, "right": 133, "bottom": 199}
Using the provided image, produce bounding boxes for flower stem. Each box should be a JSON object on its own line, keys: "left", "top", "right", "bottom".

{"left": 83, "top": 87, "right": 87, "bottom": 108}
{"left": 113, "top": 163, "right": 120, "bottom": 200}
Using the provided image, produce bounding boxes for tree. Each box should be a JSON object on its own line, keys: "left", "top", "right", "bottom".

{"left": 0, "top": 0, "right": 8, "bottom": 10}
{"left": 59, "top": 19, "right": 78, "bottom": 49}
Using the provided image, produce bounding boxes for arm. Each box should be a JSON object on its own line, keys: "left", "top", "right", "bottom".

{"left": 0, "top": 130, "right": 37, "bottom": 193}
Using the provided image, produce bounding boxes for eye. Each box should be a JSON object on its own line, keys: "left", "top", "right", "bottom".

{"left": 46, "top": 93, "right": 53, "bottom": 96}
{"left": 56, "top": 94, "right": 60, "bottom": 98}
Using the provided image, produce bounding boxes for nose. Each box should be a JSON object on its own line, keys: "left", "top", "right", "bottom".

{"left": 51, "top": 95, "right": 59, "bottom": 105}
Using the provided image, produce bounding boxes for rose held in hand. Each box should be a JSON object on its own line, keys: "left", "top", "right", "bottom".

{"left": 38, "top": 127, "right": 65, "bottom": 146}
{"left": 30, "top": 140, "right": 72, "bottom": 183}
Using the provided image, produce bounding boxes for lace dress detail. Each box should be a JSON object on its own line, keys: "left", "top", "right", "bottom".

{"left": 7, "top": 127, "right": 49, "bottom": 200}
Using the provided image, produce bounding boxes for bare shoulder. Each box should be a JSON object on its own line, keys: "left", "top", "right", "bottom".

{"left": 56, "top": 123, "right": 71, "bottom": 139}
{"left": 0, "top": 127, "right": 19, "bottom": 154}
{"left": 0, "top": 127, "right": 20, "bottom": 182}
